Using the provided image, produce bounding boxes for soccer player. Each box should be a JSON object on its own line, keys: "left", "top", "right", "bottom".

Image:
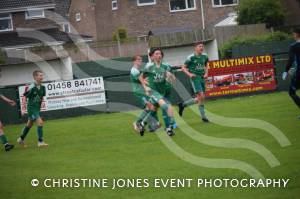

{"left": 145, "top": 53, "right": 177, "bottom": 131}
{"left": 145, "top": 53, "right": 164, "bottom": 132}
{"left": 139, "top": 48, "right": 176, "bottom": 136}
{"left": 178, "top": 42, "right": 210, "bottom": 122}
{"left": 17, "top": 70, "right": 48, "bottom": 147}
{"left": 146, "top": 50, "right": 179, "bottom": 130}
{"left": 0, "top": 94, "right": 16, "bottom": 151}
{"left": 160, "top": 60, "right": 177, "bottom": 129}
{"left": 282, "top": 28, "right": 300, "bottom": 118}
{"left": 130, "top": 55, "right": 156, "bottom": 136}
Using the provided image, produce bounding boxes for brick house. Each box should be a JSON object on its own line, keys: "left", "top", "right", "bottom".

{"left": 0, "top": 0, "right": 91, "bottom": 86}
{"left": 68, "top": 0, "right": 300, "bottom": 42}
{"left": 0, "top": 0, "right": 72, "bottom": 35}
{"left": 68, "top": 0, "right": 97, "bottom": 40}
{"left": 68, "top": 0, "right": 238, "bottom": 41}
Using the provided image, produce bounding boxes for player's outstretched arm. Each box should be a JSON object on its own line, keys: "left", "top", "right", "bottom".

{"left": 283, "top": 46, "right": 296, "bottom": 80}
{"left": 0, "top": 95, "right": 16, "bottom": 106}
{"left": 139, "top": 74, "right": 151, "bottom": 96}
{"left": 204, "top": 63, "right": 210, "bottom": 79}
{"left": 285, "top": 45, "right": 295, "bottom": 73}
{"left": 181, "top": 64, "right": 195, "bottom": 78}
{"left": 166, "top": 71, "right": 176, "bottom": 84}
{"left": 39, "top": 86, "right": 46, "bottom": 108}
{"left": 282, "top": 72, "right": 288, "bottom": 80}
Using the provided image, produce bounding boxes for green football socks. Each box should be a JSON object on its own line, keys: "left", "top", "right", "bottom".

{"left": 162, "top": 109, "right": 169, "bottom": 128}
{"left": 136, "top": 110, "right": 148, "bottom": 123}
{"left": 0, "top": 134, "right": 8, "bottom": 145}
{"left": 199, "top": 104, "right": 207, "bottom": 119}
{"left": 20, "top": 126, "right": 31, "bottom": 140}
{"left": 37, "top": 126, "right": 43, "bottom": 142}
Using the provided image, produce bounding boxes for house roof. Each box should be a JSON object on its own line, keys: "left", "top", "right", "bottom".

{"left": 0, "top": 0, "right": 71, "bottom": 21}
{"left": 0, "top": 0, "right": 56, "bottom": 12}
{"left": 54, "top": 0, "right": 71, "bottom": 19}
{"left": 214, "top": 12, "right": 238, "bottom": 27}
{"left": 0, "top": 28, "right": 92, "bottom": 48}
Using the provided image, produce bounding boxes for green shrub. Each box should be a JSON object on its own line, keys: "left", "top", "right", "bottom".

{"left": 219, "top": 31, "right": 291, "bottom": 58}
{"left": 237, "top": 0, "right": 286, "bottom": 28}
{"left": 112, "top": 27, "right": 128, "bottom": 42}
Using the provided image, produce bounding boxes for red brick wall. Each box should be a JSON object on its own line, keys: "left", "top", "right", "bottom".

{"left": 204, "top": 0, "right": 237, "bottom": 27}
{"left": 94, "top": 0, "right": 237, "bottom": 41}
{"left": 69, "top": 0, "right": 97, "bottom": 40}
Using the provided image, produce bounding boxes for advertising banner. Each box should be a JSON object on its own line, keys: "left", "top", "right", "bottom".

{"left": 19, "top": 77, "right": 106, "bottom": 115}
{"left": 206, "top": 55, "right": 277, "bottom": 97}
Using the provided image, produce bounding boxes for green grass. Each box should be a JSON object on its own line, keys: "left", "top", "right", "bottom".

{"left": 0, "top": 92, "right": 299, "bottom": 198}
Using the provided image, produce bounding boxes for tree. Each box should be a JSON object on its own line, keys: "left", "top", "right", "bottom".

{"left": 112, "top": 27, "right": 128, "bottom": 42}
{"left": 237, "top": 0, "right": 286, "bottom": 28}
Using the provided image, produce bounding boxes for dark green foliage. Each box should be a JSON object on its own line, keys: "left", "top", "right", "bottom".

{"left": 113, "top": 27, "right": 128, "bottom": 42}
{"left": 237, "top": 0, "right": 286, "bottom": 28}
{"left": 220, "top": 31, "right": 291, "bottom": 58}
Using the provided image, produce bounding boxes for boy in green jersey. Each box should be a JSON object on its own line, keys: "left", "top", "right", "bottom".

{"left": 130, "top": 55, "right": 156, "bottom": 136}
{"left": 139, "top": 48, "right": 176, "bottom": 136}
{"left": 148, "top": 54, "right": 177, "bottom": 130}
{"left": 0, "top": 94, "right": 16, "bottom": 151}
{"left": 17, "top": 70, "right": 48, "bottom": 147}
{"left": 178, "top": 42, "right": 210, "bottom": 122}
{"left": 144, "top": 60, "right": 161, "bottom": 132}
{"left": 145, "top": 52, "right": 175, "bottom": 132}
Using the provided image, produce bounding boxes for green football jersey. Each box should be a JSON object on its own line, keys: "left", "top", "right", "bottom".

{"left": 130, "top": 66, "right": 145, "bottom": 96}
{"left": 142, "top": 62, "right": 169, "bottom": 95}
{"left": 184, "top": 53, "right": 209, "bottom": 76}
{"left": 162, "top": 62, "right": 173, "bottom": 92}
{"left": 24, "top": 83, "right": 46, "bottom": 113}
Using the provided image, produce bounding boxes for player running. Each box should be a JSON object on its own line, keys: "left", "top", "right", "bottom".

{"left": 178, "top": 42, "right": 210, "bottom": 122}
{"left": 0, "top": 94, "right": 16, "bottom": 151}
{"left": 17, "top": 70, "right": 48, "bottom": 147}
{"left": 139, "top": 48, "right": 176, "bottom": 136}
{"left": 130, "top": 55, "right": 157, "bottom": 136}
{"left": 282, "top": 28, "right": 300, "bottom": 119}
{"left": 144, "top": 57, "right": 161, "bottom": 132}
{"left": 145, "top": 52, "right": 176, "bottom": 131}
{"left": 161, "top": 61, "right": 177, "bottom": 130}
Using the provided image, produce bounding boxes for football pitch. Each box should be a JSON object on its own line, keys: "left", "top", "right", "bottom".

{"left": 1, "top": 91, "right": 299, "bottom": 198}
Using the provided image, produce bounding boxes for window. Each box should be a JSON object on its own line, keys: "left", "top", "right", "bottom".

{"left": 169, "top": 0, "right": 196, "bottom": 12}
{"left": 213, "top": 0, "right": 238, "bottom": 7}
{"left": 137, "top": 0, "right": 156, "bottom": 6}
{"left": 0, "top": 13, "right": 13, "bottom": 32}
{"left": 25, "top": 9, "right": 45, "bottom": 19}
{"left": 62, "top": 23, "right": 70, "bottom": 33}
{"left": 112, "top": 0, "right": 118, "bottom": 10}
{"left": 75, "top": 12, "right": 81, "bottom": 22}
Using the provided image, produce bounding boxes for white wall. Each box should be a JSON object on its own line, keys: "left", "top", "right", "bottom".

{"left": 0, "top": 57, "right": 73, "bottom": 86}
{"left": 205, "top": 39, "right": 219, "bottom": 61}
{"left": 162, "top": 40, "right": 219, "bottom": 66}
{"left": 163, "top": 46, "right": 194, "bottom": 66}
